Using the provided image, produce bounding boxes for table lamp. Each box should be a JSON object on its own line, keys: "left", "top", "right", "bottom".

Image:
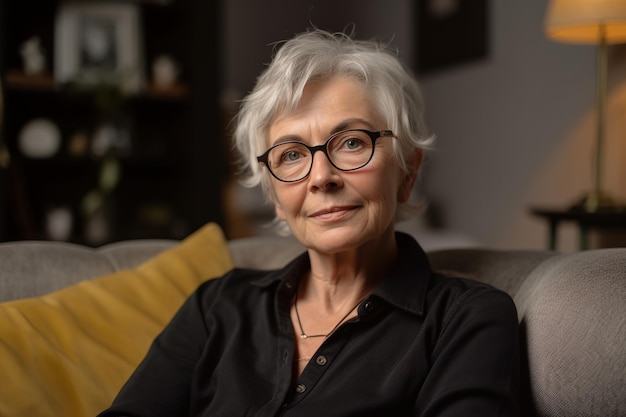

{"left": 545, "top": 0, "right": 626, "bottom": 212}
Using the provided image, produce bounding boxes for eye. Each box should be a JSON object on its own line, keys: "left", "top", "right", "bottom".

{"left": 335, "top": 134, "right": 367, "bottom": 152}
{"left": 283, "top": 150, "right": 303, "bottom": 161}
{"left": 273, "top": 143, "right": 308, "bottom": 165}
{"left": 344, "top": 138, "right": 363, "bottom": 150}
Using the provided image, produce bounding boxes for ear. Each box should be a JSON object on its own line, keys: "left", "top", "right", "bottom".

{"left": 397, "top": 149, "right": 423, "bottom": 203}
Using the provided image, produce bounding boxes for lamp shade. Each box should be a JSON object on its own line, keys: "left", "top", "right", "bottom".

{"left": 545, "top": 0, "right": 626, "bottom": 44}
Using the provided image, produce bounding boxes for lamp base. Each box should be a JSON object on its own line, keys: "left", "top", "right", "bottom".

{"left": 570, "top": 191, "right": 624, "bottom": 213}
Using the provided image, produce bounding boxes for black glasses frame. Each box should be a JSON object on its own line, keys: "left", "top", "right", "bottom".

{"left": 256, "top": 129, "right": 395, "bottom": 183}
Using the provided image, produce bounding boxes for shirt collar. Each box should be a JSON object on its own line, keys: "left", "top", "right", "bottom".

{"left": 250, "top": 231, "right": 431, "bottom": 316}
{"left": 372, "top": 232, "right": 431, "bottom": 316}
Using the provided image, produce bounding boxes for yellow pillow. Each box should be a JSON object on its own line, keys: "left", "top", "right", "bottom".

{"left": 0, "top": 222, "right": 233, "bottom": 417}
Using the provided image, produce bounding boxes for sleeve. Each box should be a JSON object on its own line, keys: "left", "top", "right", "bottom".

{"left": 417, "top": 287, "right": 521, "bottom": 417}
{"left": 97, "top": 281, "right": 215, "bottom": 417}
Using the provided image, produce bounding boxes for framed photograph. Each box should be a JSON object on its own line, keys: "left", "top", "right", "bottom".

{"left": 416, "top": 0, "right": 489, "bottom": 75}
{"left": 54, "top": 1, "right": 144, "bottom": 93}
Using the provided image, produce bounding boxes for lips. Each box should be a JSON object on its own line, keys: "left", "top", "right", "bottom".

{"left": 309, "top": 205, "right": 359, "bottom": 220}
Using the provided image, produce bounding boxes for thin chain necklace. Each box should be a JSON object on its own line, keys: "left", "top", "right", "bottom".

{"left": 294, "top": 287, "right": 365, "bottom": 339}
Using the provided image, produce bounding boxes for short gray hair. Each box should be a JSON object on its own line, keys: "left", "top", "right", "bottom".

{"left": 232, "top": 29, "right": 435, "bottom": 228}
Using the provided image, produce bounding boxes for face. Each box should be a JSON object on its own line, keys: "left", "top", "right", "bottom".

{"left": 266, "top": 76, "right": 419, "bottom": 254}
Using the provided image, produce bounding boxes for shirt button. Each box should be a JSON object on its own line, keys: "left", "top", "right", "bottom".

{"left": 296, "top": 384, "right": 306, "bottom": 394}
{"left": 285, "top": 282, "right": 293, "bottom": 289}
{"left": 364, "top": 301, "right": 376, "bottom": 312}
{"left": 316, "top": 355, "right": 327, "bottom": 366}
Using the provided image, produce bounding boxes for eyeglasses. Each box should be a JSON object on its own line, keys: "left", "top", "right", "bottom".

{"left": 257, "top": 129, "right": 396, "bottom": 182}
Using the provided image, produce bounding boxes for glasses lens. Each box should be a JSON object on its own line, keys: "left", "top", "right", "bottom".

{"left": 267, "top": 142, "right": 311, "bottom": 181}
{"left": 327, "top": 130, "right": 374, "bottom": 170}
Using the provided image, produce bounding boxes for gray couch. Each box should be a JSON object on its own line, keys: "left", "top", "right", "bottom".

{"left": 1, "top": 234, "right": 625, "bottom": 416}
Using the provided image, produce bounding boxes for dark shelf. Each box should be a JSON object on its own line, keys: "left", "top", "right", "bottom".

{"left": 0, "top": 0, "right": 226, "bottom": 245}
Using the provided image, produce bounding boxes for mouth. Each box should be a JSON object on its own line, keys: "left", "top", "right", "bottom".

{"left": 309, "top": 205, "right": 359, "bottom": 221}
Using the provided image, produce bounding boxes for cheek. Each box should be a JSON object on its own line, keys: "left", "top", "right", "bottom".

{"left": 356, "top": 168, "right": 404, "bottom": 212}
{"left": 372, "top": 161, "right": 406, "bottom": 200}
{"left": 271, "top": 183, "right": 302, "bottom": 221}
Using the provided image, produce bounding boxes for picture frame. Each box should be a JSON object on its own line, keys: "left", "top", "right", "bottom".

{"left": 416, "top": 0, "right": 489, "bottom": 75}
{"left": 54, "top": 1, "right": 144, "bottom": 93}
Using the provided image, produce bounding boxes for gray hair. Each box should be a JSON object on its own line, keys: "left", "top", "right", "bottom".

{"left": 232, "top": 29, "right": 435, "bottom": 231}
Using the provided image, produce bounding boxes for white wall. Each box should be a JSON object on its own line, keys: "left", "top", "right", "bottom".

{"left": 221, "top": 1, "right": 626, "bottom": 250}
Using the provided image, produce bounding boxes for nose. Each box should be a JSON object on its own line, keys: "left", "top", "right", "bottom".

{"left": 308, "top": 149, "right": 343, "bottom": 191}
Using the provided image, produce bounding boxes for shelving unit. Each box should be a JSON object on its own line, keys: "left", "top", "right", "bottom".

{"left": 0, "top": 0, "right": 226, "bottom": 245}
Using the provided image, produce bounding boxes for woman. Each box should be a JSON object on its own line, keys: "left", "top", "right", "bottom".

{"left": 100, "top": 29, "right": 520, "bottom": 416}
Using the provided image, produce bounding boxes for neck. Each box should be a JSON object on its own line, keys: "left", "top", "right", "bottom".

{"left": 302, "top": 230, "right": 398, "bottom": 311}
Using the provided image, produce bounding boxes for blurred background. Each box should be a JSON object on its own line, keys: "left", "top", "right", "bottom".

{"left": 1, "top": 0, "right": 625, "bottom": 251}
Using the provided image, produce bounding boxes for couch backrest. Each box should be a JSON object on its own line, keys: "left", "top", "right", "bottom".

{"left": 0, "top": 240, "right": 177, "bottom": 302}
{"left": 0, "top": 236, "right": 304, "bottom": 302}
{"left": 427, "top": 248, "right": 557, "bottom": 298}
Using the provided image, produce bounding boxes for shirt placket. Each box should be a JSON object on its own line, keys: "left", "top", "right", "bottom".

{"left": 295, "top": 328, "right": 349, "bottom": 399}
{"left": 280, "top": 296, "right": 382, "bottom": 412}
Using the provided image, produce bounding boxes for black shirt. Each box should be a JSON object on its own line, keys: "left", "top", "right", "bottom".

{"left": 99, "top": 233, "right": 520, "bottom": 416}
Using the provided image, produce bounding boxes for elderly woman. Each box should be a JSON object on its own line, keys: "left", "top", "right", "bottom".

{"left": 100, "top": 29, "right": 519, "bottom": 416}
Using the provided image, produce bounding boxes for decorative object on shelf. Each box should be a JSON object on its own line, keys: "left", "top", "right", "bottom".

{"left": 83, "top": 202, "right": 111, "bottom": 245}
{"left": 152, "top": 54, "right": 180, "bottom": 88}
{"left": 20, "top": 36, "right": 47, "bottom": 76}
{"left": 45, "top": 205, "right": 74, "bottom": 241}
{"left": 66, "top": 67, "right": 133, "bottom": 159}
{"left": 91, "top": 122, "right": 131, "bottom": 158}
{"left": 545, "top": 0, "right": 626, "bottom": 212}
{"left": 81, "top": 156, "right": 122, "bottom": 244}
{"left": 17, "top": 118, "right": 62, "bottom": 159}
{"left": 54, "top": 1, "right": 144, "bottom": 94}
{"left": 67, "top": 130, "right": 89, "bottom": 158}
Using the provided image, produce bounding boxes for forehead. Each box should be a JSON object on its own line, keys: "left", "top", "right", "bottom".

{"left": 267, "top": 77, "right": 383, "bottom": 143}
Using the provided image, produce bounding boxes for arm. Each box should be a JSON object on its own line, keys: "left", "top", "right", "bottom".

{"left": 97, "top": 282, "right": 212, "bottom": 417}
{"left": 418, "top": 288, "right": 520, "bottom": 417}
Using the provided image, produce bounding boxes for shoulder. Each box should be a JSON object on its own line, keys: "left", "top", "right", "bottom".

{"left": 193, "top": 267, "right": 277, "bottom": 300}
{"left": 425, "top": 272, "right": 518, "bottom": 329}
{"left": 427, "top": 271, "right": 512, "bottom": 303}
{"left": 187, "top": 253, "right": 309, "bottom": 317}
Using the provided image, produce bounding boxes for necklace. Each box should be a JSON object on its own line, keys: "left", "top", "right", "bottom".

{"left": 294, "top": 290, "right": 365, "bottom": 339}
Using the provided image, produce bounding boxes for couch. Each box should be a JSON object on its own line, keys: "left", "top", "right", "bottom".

{"left": 0, "top": 222, "right": 624, "bottom": 417}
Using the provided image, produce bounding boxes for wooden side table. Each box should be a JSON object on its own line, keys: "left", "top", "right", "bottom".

{"left": 531, "top": 207, "right": 626, "bottom": 250}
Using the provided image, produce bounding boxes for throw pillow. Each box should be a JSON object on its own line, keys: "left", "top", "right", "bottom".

{"left": 0, "top": 222, "right": 233, "bottom": 417}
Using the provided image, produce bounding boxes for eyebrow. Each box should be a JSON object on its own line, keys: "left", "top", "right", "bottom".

{"left": 271, "top": 118, "right": 377, "bottom": 146}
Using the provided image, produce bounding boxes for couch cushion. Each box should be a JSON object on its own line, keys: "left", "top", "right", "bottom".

{"left": 0, "top": 222, "right": 233, "bottom": 417}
